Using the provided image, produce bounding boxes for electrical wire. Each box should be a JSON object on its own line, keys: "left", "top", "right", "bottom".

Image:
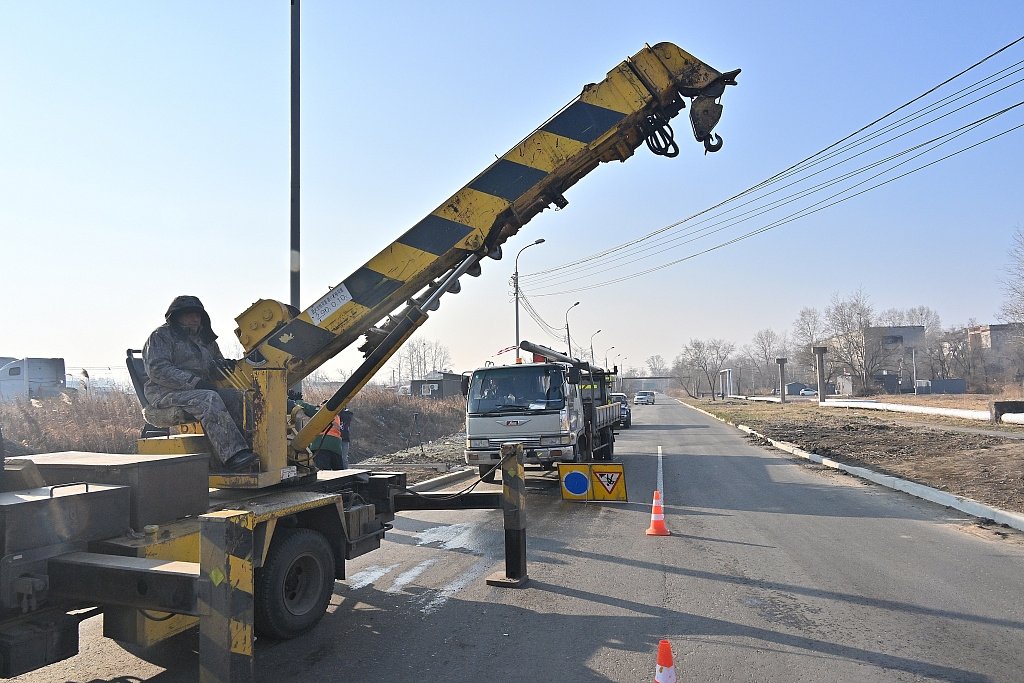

{"left": 518, "top": 35, "right": 1024, "bottom": 288}
{"left": 525, "top": 102, "right": 1023, "bottom": 292}
{"left": 524, "top": 67, "right": 1024, "bottom": 287}
{"left": 528, "top": 117, "right": 1024, "bottom": 296}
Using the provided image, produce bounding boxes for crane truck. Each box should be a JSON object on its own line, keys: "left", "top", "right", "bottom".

{"left": 0, "top": 42, "right": 738, "bottom": 679}
{"left": 464, "top": 341, "right": 621, "bottom": 482}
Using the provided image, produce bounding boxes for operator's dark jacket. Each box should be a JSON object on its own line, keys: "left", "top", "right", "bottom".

{"left": 142, "top": 296, "right": 247, "bottom": 462}
{"left": 143, "top": 295, "right": 226, "bottom": 403}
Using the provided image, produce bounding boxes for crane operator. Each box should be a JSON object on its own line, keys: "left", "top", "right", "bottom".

{"left": 142, "top": 295, "right": 259, "bottom": 473}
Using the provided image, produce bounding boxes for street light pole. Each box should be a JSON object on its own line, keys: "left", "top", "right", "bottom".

{"left": 589, "top": 329, "right": 602, "bottom": 365}
{"left": 514, "top": 239, "right": 545, "bottom": 363}
{"left": 564, "top": 301, "right": 580, "bottom": 358}
{"left": 604, "top": 345, "right": 615, "bottom": 369}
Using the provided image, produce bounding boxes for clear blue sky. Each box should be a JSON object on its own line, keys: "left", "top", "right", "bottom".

{"left": 2, "top": 1, "right": 1022, "bottom": 380}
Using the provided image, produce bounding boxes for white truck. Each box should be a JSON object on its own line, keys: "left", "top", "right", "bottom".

{"left": 0, "top": 357, "right": 67, "bottom": 401}
{"left": 463, "top": 341, "right": 620, "bottom": 482}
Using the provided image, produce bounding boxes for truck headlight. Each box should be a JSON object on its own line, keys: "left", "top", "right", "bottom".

{"left": 539, "top": 436, "right": 559, "bottom": 446}
{"left": 468, "top": 439, "right": 489, "bottom": 448}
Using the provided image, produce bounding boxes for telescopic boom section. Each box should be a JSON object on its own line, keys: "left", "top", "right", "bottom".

{"left": 230, "top": 42, "right": 738, "bottom": 447}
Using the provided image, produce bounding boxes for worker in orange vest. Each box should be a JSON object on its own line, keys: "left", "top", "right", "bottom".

{"left": 290, "top": 399, "right": 353, "bottom": 470}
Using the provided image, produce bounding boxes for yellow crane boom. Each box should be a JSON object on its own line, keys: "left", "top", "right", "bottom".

{"left": 222, "top": 42, "right": 738, "bottom": 454}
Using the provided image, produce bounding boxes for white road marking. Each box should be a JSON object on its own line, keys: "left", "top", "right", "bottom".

{"left": 657, "top": 444, "right": 665, "bottom": 497}
{"left": 414, "top": 522, "right": 486, "bottom": 552}
{"left": 346, "top": 563, "right": 400, "bottom": 589}
{"left": 417, "top": 557, "right": 493, "bottom": 614}
{"left": 386, "top": 559, "right": 438, "bottom": 594}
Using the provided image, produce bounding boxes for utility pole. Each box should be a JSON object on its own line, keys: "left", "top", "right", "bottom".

{"left": 289, "top": 0, "right": 301, "bottom": 311}
{"left": 564, "top": 301, "right": 580, "bottom": 359}
{"left": 514, "top": 239, "right": 545, "bottom": 363}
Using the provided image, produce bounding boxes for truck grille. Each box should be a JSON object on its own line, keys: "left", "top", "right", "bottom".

{"left": 487, "top": 437, "right": 542, "bottom": 448}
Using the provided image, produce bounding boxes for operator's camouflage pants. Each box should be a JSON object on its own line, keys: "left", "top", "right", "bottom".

{"left": 150, "top": 388, "right": 248, "bottom": 464}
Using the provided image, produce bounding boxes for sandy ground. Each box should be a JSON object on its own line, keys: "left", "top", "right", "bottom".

{"left": 681, "top": 395, "right": 1024, "bottom": 515}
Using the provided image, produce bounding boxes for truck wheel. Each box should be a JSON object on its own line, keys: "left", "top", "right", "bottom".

{"left": 575, "top": 435, "right": 591, "bottom": 463}
{"left": 602, "top": 428, "right": 615, "bottom": 460}
{"left": 255, "top": 527, "right": 335, "bottom": 640}
{"left": 479, "top": 464, "right": 497, "bottom": 483}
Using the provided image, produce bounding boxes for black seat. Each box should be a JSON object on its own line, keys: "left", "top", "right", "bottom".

{"left": 125, "top": 349, "right": 197, "bottom": 437}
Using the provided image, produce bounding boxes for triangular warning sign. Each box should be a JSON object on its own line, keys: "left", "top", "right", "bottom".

{"left": 595, "top": 471, "right": 620, "bottom": 493}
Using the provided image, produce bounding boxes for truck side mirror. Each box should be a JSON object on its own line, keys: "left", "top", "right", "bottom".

{"left": 461, "top": 375, "right": 470, "bottom": 396}
{"left": 567, "top": 367, "right": 581, "bottom": 384}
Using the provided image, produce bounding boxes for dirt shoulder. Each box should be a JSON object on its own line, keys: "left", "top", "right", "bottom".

{"left": 678, "top": 396, "right": 1024, "bottom": 515}
{"left": 356, "top": 432, "right": 469, "bottom": 486}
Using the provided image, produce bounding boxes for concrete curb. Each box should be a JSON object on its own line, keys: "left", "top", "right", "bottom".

{"left": 409, "top": 466, "right": 477, "bottom": 492}
{"left": 680, "top": 401, "right": 1024, "bottom": 533}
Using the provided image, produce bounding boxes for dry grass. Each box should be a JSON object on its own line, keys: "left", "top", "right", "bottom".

{"left": 303, "top": 385, "right": 465, "bottom": 461}
{"left": 0, "top": 392, "right": 144, "bottom": 455}
{"left": 0, "top": 385, "right": 466, "bottom": 460}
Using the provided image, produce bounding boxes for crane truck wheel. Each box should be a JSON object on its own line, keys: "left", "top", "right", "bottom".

{"left": 479, "top": 464, "right": 497, "bottom": 484}
{"left": 255, "top": 527, "right": 335, "bottom": 640}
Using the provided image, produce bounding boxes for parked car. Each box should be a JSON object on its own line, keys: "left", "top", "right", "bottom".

{"left": 633, "top": 390, "right": 655, "bottom": 405}
{"left": 609, "top": 392, "right": 631, "bottom": 428}
{"left": 798, "top": 388, "right": 818, "bottom": 396}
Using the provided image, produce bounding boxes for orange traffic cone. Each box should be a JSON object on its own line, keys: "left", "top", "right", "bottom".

{"left": 646, "top": 490, "right": 671, "bottom": 536}
{"left": 654, "top": 639, "right": 677, "bottom": 683}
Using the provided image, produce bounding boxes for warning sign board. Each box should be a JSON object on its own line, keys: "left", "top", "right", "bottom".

{"left": 558, "top": 463, "right": 627, "bottom": 502}
{"left": 590, "top": 463, "right": 627, "bottom": 501}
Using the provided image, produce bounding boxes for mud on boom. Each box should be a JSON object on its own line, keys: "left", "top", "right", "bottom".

{"left": 0, "top": 42, "right": 737, "bottom": 679}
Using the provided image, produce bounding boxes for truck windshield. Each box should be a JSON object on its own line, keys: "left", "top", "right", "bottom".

{"left": 468, "top": 366, "right": 566, "bottom": 414}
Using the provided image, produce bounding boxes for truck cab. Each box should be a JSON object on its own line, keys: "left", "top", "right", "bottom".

{"left": 464, "top": 363, "right": 578, "bottom": 478}
{"left": 464, "top": 355, "right": 619, "bottom": 481}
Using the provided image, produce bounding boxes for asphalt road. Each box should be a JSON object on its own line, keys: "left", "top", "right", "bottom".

{"left": 16, "top": 397, "right": 1024, "bottom": 682}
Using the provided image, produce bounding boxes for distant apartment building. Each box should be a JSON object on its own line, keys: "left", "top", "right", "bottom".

{"left": 965, "top": 323, "right": 1024, "bottom": 387}
{"left": 967, "top": 323, "right": 1024, "bottom": 354}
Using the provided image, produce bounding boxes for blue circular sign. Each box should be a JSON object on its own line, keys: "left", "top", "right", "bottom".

{"left": 564, "top": 470, "right": 589, "bottom": 496}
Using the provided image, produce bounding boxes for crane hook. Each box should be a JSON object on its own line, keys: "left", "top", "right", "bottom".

{"left": 703, "top": 133, "right": 723, "bottom": 154}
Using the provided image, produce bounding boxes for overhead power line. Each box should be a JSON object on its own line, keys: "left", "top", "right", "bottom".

{"left": 517, "top": 34, "right": 1024, "bottom": 296}
{"left": 529, "top": 117, "right": 1024, "bottom": 296}
{"left": 525, "top": 101, "right": 1024, "bottom": 292}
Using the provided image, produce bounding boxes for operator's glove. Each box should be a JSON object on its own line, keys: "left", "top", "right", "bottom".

{"left": 195, "top": 379, "right": 217, "bottom": 391}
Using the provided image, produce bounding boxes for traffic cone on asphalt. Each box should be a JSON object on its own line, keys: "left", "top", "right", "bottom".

{"left": 646, "top": 490, "right": 671, "bottom": 536}
{"left": 654, "top": 639, "right": 677, "bottom": 683}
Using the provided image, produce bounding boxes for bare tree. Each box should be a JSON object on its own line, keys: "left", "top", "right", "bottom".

{"left": 877, "top": 305, "right": 942, "bottom": 336}
{"left": 824, "top": 289, "right": 893, "bottom": 392}
{"left": 398, "top": 337, "right": 453, "bottom": 381}
{"left": 646, "top": 355, "right": 668, "bottom": 392}
{"left": 748, "top": 328, "right": 787, "bottom": 391}
{"left": 1001, "top": 226, "right": 1024, "bottom": 324}
{"left": 681, "top": 338, "right": 734, "bottom": 401}
{"left": 645, "top": 355, "right": 667, "bottom": 375}
{"left": 792, "top": 307, "right": 826, "bottom": 377}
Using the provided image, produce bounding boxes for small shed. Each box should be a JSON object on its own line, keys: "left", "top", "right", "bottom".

{"left": 410, "top": 371, "right": 463, "bottom": 399}
{"left": 784, "top": 382, "right": 807, "bottom": 396}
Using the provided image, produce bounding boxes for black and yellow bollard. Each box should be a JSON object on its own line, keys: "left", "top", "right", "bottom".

{"left": 199, "top": 510, "right": 255, "bottom": 682}
{"left": 487, "top": 442, "right": 528, "bottom": 587}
